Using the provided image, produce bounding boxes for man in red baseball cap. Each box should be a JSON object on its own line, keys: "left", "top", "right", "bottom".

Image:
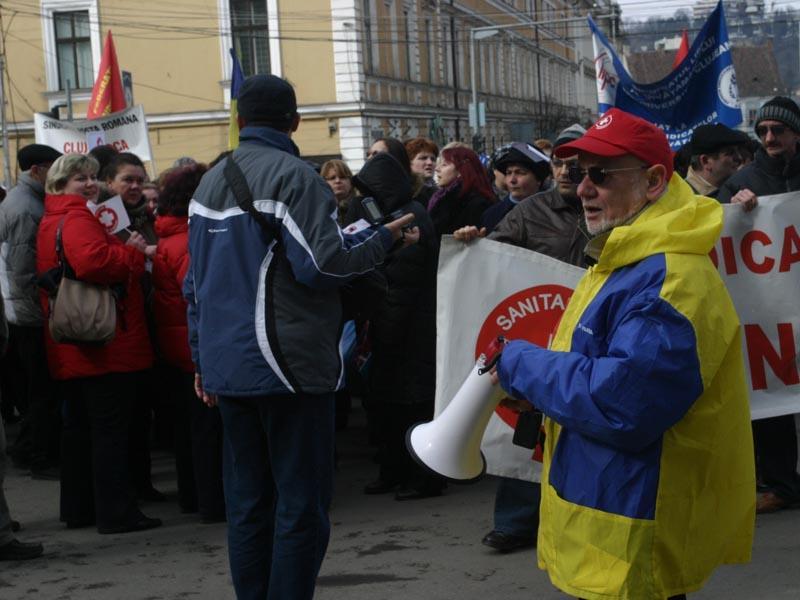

{"left": 492, "top": 108, "right": 755, "bottom": 599}
{"left": 551, "top": 108, "right": 674, "bottom": 244}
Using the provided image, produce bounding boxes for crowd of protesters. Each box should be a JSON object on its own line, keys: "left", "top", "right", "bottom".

{"left": 0, "top": 77, "right": 796, "bottom": 600}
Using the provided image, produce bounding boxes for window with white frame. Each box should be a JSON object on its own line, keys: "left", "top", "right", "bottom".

{"left": 54, "top": 11, "right": 92, "bottom": 90}
{"left": 41, "top": 0, "right": 101, "bottom": 96}
{"left": 364, "top": 0, "right": 375, "bottom": 74}
{"left": 230, "top": 0, "right": 271, "bottom": 76}
{"left": 425, "top": 18, "right": 435, "bottom": 84}
{"left": 443, "top": 22, "right": 453, "bottom": 87}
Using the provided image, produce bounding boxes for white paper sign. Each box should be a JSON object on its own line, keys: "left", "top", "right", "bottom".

{"left": 86, "top": 195, "right": 131, "bottom": 235}
{"left": 86, "top": 130, "right": 106, "bottom": 151}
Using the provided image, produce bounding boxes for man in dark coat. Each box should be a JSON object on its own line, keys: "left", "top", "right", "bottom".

{"left": 187, "top": 75, "right": 415, "bottom": 600}
{"left": 0, "top": 144, "right": 61, "bottom": 477}
{"left": 0, "top": 292, "right": 44, "bottom": 560}
{"left": 717, "top": 96, "right": 800, "bottom": 514}
{"left": 347, "top": 153, "right": 442, "bottom": 500}
{"left": 685, "top": 123, "right": 749, "bottom": 198}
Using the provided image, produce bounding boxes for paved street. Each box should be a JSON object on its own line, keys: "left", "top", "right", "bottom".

{"left": 2, "top": 410, "right": 799, "bottom": 599}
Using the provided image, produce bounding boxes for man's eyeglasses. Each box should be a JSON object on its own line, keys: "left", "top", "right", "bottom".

{"left": 755, "top": 124, "right": 787, "bottom": 138}
{"left": 567, "top": 164, "right": 647, "bottom": 185}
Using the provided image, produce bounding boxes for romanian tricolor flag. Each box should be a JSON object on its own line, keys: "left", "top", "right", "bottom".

{"left": 228, "top": 49, "right": 245, "bottom": 150}
{"left": 87, "top": 31, "right": 126, "bottom": 119}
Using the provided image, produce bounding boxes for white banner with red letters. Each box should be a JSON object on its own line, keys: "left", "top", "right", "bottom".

{"left": 34, "top": 104, "right": 151, "bottom": 160}
{"left": 716, "top": 192, "right": 800, "bottom": 420}
{"left": 435, "top": 237, "right": 583, "bottom": 481}
{"left": 436, "top": 200, "right": 800, "bottom": 478}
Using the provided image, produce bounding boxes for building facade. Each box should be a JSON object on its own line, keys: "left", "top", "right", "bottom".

{"left": 0, "top": 0, "right": 612, "bottom": 180}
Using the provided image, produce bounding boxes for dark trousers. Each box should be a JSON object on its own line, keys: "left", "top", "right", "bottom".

{"left": 378, "top": 402, "right": 443, "bottom": 491}
{"left": 128, "top": 369, "right": 155, "bottom": 494}
{"left": 753, "top": 414, "right": 800, "bottom": 502}
{"left": 493, "top": 476, "right": 540, "bottom": 540}
{"left": 7, "top": 325, "right": 58, "bottom": 468}
{"left": 218, "top": 392, "right": 335, "bottom": 600}
{"left": 60, "top": 372, "right": 142, "bottom": 529}
{"left": 170, "top": 371, "right": 225, "bottom": 518}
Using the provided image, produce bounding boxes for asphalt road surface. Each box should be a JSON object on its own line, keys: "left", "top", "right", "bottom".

{"left": 2, "top": 411, "right": 798, "bottom": 599}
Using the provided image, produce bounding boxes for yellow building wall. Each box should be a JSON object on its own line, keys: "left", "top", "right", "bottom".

{"left": 279, "top": 0, "right": 337, "bottom": 105}
{"left": 2, "top": 9, "right": 51, "bottom": 119}
{"left": 293, "top": 116, "right": 342, "bottom": 158}
{"left": 103, "top": 0, "right": 225, "bottom": 115}
{"left": 0, "top": 1, "right": 224, "bottom": 122}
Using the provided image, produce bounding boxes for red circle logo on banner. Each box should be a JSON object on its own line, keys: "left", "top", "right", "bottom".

{"left": 96, "top": 206, "right": 119, "bottom": 233}
{"left": 474, "top": 284, "right": 574, "bottom": 428}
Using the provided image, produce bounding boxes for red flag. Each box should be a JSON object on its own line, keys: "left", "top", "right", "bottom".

{"left": 87, "top": 31, "right": 126, "bottom": 119}
{"left": 671, "top": 29, "right": 690, "bottom": 70}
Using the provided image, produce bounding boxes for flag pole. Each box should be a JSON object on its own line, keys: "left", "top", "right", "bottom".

{"left": 0, "top": 56, "right": 12, "bottom": 188}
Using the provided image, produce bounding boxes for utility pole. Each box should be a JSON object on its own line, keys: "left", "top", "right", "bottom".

{"left": 451, "top": 15, "right": 461, "bottom": 141}
{"left": 0, "top": 55, "right": 12, "bottom": 189}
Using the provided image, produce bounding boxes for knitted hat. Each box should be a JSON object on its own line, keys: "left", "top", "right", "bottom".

{"left": 553, "top": 124, "right": 587, "bottom": 149}
{"left": 754, "top": 96, "right": 800, "bottom": 134}
{"left": 238, "top": 75, "right": 297, "bottom": 124}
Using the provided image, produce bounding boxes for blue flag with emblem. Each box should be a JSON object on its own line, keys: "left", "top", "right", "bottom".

{"left": 589, "top": 0, "right": 742, "bottom": 149}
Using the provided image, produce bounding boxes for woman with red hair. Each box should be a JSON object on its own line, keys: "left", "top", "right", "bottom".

{"left": 152, "top": 163, "right": 225, "bottom": 523}
{"left": 428, "top": 146, "right": 495, "bottom": 237}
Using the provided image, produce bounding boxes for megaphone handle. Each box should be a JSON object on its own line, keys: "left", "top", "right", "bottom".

{"left": 478, "top": 351, "right": 501, "bottom": 375}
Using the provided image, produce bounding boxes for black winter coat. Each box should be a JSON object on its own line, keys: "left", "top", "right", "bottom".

{"left": 428, "top": 183, "right": 493, "bottom": 238}
{"left": 347, "top": 154, "right": 438, "bottom": 406}
{"left": 717, "top": 146, "right": 800, "bottom": 202}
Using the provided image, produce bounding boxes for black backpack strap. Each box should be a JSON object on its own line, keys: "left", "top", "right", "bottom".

{"left": 223, "top": 156, "right": 277, "bottom": 238}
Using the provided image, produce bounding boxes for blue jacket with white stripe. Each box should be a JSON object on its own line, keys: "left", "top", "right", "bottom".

{"left": 184, "top": 126, "right": 393, "bottom": 397}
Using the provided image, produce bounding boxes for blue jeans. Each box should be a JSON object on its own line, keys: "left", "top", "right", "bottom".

{"left": 493, "top": 476, "right": 540, "bottom": 540}
{"left": 218, "top": 393, "right": 335, "bottom": 600}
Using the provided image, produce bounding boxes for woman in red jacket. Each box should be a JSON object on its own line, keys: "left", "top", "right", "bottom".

{"left": 37, "top": 153, "right": 161, "bottom": 534}
{"left": 152, "top": 163, "right": 225, "bottom": 522}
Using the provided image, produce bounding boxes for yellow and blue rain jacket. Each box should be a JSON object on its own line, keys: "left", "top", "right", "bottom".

{"left": 497, "top": 175, "right": 755, "bottom": 600}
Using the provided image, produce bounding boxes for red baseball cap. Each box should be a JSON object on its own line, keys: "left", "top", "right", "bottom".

{"left": 553, "top": 108, "right": 674, "bottom": 180}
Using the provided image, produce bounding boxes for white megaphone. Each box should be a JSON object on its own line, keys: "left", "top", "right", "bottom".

{"left": 406, "top": 337, "right": 505, "bottom": 482}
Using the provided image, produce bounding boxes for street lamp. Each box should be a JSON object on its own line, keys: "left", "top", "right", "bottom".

{"left": 469, "top": 28, "right": 499, "bottom": 137}
{"left": 468, "top": 14, "right": 615, "bottom": 143}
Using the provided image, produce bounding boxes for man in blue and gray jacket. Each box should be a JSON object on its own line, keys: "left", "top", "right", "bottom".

{"left": 185, "top": 75, "right": 414, "bottom": 600}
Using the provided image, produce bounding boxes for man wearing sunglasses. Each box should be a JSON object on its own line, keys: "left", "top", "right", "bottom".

{"left": 718, "top": 96, "right": 800, "bottom": 208}
{"left": 717, "top": 96, "right": 800, "bottom": 515}
{"left": 492, "top": 108, "right": 755, "bottom": 600}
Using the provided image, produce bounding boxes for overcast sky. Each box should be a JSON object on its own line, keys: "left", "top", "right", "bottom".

{"left": 615, "top": 0, "right": 800, "bottom": 21}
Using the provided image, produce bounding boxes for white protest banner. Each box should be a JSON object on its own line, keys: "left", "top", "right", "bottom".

{"left": 34, "top": 105, "right": 151, "bottom": 160}
{"left": 86, "top": 195, "right": 131, "bottom": 235}
{"left": 715, "top": 192, "right": 800, "bottom": 420}
{"left": 435, "top": 237, "right": 583, "bottom": 480}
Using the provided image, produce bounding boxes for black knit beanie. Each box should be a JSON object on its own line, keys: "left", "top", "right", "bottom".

{"left": 755, "top": 96, "right": 800, "bottom": 134}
